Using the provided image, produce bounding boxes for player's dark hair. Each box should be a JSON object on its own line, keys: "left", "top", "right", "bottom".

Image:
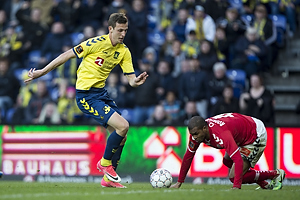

{"left": 188, "top": 116, "right": 207, "bottom": 130}
{"left": 108, "top": 13, "right": 128, "bottom": 28}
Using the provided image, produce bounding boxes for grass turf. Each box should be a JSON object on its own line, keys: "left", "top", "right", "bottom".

{"left": 0, "top": 182, "right": 299, "bottom": 200}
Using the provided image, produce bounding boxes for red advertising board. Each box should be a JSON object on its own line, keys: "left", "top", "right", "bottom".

{"left": 1, "top": 127, "right": 106, "bottom": 176}
{"left": 277, "top": 128, "right": 300, "bottom": 178}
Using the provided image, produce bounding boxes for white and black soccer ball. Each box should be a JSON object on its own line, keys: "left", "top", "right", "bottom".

{"left": 150, "top": 168, "right": 173, "bottom": 188}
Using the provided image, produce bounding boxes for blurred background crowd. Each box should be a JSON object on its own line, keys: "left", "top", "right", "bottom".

{"left": 0, "top": 0, "right": 299, "bottom": 126}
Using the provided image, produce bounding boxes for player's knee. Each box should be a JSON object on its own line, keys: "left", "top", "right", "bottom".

{"left": 120, "top": 135, "right": 127, "bottom": 145}
{"left": 118, "top": 120, "right": 129, "bottom": 136}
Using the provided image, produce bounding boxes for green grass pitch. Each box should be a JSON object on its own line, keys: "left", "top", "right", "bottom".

{"left": 0, "top": 182, "right": 299, "bottom": 200}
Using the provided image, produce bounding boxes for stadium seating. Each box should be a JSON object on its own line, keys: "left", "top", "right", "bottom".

{"left": 269, "top": 14, "right": 287, "bottom": 48}
{"left": 226, "top": 69, "right": 247, "bottom": 98}
{"left": 228, "top": 0, "right": 243, "bottom": 13}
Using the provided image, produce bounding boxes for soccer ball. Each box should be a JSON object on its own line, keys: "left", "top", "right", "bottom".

{"left": 150, "top": 168, "right": 173, "bottom": 188}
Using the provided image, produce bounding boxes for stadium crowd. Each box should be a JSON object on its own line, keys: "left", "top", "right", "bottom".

{"left": 0, "top": 0, "right": 299, "bottom": 127}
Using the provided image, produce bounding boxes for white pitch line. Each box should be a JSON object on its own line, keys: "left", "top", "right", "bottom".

{"left": 0, "top": 189, "right": 206, "bottom": 199}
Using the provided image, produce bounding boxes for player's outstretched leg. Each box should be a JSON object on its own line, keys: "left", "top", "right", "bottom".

{"left": 101, "top": 175, "right": 126, "bottom": 188}
{"left": 270, "top": 169, "right": 286, "bottom": 190}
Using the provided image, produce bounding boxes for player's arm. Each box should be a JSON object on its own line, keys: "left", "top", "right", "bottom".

{"left": 222, "top": 135, "right": 243, "bottom": 189}
{"left": 24, "top": 49, "right": 76, "bottom": 83}
{"left": 171, "top": 136, "right": 200, "bottom": 188}
{"left": 125, "top": 72, "right": 148, "bottom": 87}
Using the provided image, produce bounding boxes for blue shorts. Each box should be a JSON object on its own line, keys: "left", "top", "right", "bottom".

{"left": 76, "top": 87, "right": 121, "bottom": 128}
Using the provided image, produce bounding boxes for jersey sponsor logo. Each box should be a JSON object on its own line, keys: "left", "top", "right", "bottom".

{"left": 95, "top": 57, "right": 104, "bottom": 67}
{"left": 75, "top": 45, "right": 83, "bottom": 54}
{"left": 240, "top": 148, "right": 251, "bottom": 156}
{"left": 189, "top": 141, "right": 195, "bottom": 150}
{"left": 113, "top": 51, "right": 120, "bottom": 59}
{"left": 103, "top": 106, "right": 111, "bottom": 114}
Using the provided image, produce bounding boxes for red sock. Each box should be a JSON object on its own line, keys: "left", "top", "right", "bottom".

{"left": 242, "top": 169, "right": 278, "bottom": 184}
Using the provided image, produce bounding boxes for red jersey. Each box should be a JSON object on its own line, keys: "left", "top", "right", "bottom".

{"left": 178, "top": 113, "right": 258, "bottom": 189}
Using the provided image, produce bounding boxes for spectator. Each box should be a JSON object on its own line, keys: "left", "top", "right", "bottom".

{"left": 11, "top": 93, "right": 26, "bottom": 124}
{"left": 142, "top": 46, "right": 157, "bottom": 70}
{"left": 207, "top": 62, "right": 232, "bottom": 113}
{"left": 231, "top": 27, "right": 267, "bottom": 78}
{"left": 179, "top": 56, "right": 208, "bottom": 118}
{"left": 2, "top": 0, "right": 24, "bottom": 27}
{"left": 105, "top": 0, "right": 132, "bottom": 27}
{"left": 181, "top": 30, "right": 201, "bottom": 58}
{"left": 50, "top": 0, "right": 80, "bottom": 33}
{"left": 0, "top": 10, "right": 8, "bottom": 37}
{"left": 213, "top": 26, "right": 229, "bottom": 64}
{"left": 165, "top": 39, "right": 186, "bottom": 78}
{"left": 30, "top": 0, "right": 55, "bottom": 26}
{"left": 155, "top": 0, "right": 176, "bottom": 31}
{"left": 156, "top": 59, "right": 175, "bottom": 99}
{"left": 54, "top": 40, "right": 79, "bottom": 87}
{"left": 177, "top": 101, "right": 199, "bottom": 125}
{"left": 126, "top": 0, "right": 148, "bottom": 61}
{"left": 133, "top": 59, "right": 160, "bottom": 124}
{"left": 171, "top": 8, "right": 191, "bottom": 43}
{"left": 277, "top": 0, "right": 299, "bottom": 38}
{"left": 186, "top": 5, "right": 216, "bottom": 42}
{"left": 96, "top": 27, "right": 107, "bottom": 36}
{"left": 118, "top": 73, "right": 135, "bottom": 108}
{"left": 39, "top": 21, "right": 72, "bottom": 67}
{"left": 179, "top": 0, "right": 202, "bottom": 16}
{"left": 239, "top": 73, "right": 275, "bottom": 126}
{"left": 0, "top": 57, "right": 20, "bottom": 122}
{"left": 38, "top": 101, "right": 61, "bottom": 124}
{"left": 146, "top": 104, "right": 172, "bottom": 125}
{"left": 57, "top": 86, "right": 82, "bottom": 124}
{"left": 162, "top": 91, "right": 182, "bottom": 122}
{"left": 104, "top": 72, "right": 127, "bottom": 109}
{"left": 81, "top": 25, "right": 96, "bottom": 42}
{"left": 217, "top": 7, "right": 246, "bottom": 45}
{"left": 216, "top": 7, "right": 247, "bottom": 65}
{"left": 25, "top": 80, "right": 51, "bottom": 124}
{"left": 203, "top": 0, "right": 229, "bottom": 22}
{"left": 250, "top": 4, "right": 277, "bottom": 70}
{"left": 198, "top": 39, "right": 219, "bottom": 73}
{"left": 16, "top": 5, "right": 48, "bottom": 51}
{"left": 76, "top": 0, "right": 105, "bottom": 31}
{"left": 0, "top": 26, "right": 25, "bottom": 70}
{"left": 159, "top": 29, "right": 177, "bottom": 59}
{"left": 211, "top": 85, "right": 239, "bottom": 116}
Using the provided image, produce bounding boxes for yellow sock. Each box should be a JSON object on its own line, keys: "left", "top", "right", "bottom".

{"left": 100, "top": 158, "right": 112, "bottom": 167}
{"left": 103, "top": 175, "right": 110, "bottom": 182}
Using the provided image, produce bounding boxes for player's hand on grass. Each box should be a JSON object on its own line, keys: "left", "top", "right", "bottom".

{"left": 170, "top": 182, "right": 182, "bottom": 188}
{"left": 24, "top": 68, "right": 44, "bottom": 83}
{"left": 134, "top": 71, "right": 148, "bottom": 86}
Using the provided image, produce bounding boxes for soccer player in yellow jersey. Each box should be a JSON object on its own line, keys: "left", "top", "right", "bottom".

{"left": 24, "top": 13, "right": 148, "bottom": 188}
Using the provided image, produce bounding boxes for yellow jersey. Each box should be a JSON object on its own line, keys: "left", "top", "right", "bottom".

{"left": 73, "top": 34, "right": 135, "bottom": 90}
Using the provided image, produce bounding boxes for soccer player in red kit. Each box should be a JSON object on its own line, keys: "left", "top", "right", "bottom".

{"left": 171, "top": 113, "right": 285, "bottom": 190}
